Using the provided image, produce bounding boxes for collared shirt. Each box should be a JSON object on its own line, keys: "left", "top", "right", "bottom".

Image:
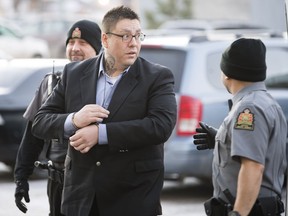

{"left": 213, "top": 81, "right": 287, "bottom": 201}
{"left": 64, "top": 56, "right": 128, "bottom": 145}
{"left": 96, "top": 56, "right": 128, "bottom": 144}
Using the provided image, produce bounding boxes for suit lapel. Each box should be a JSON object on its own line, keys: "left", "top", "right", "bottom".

{"left": 107, "top": 61, "right": 139, "bottom": 119}
{"left": 78, "top": 56, "right": 140, "bottom": 119}
{"left": 80, "top": 57, "right": 101, "bottom": 105}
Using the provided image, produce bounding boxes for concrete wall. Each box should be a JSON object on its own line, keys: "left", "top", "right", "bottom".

{"left": 192, "top": 0, "right": 250, "bottom": 21}
{"left": 193, "top": 0, "right": 286, "bottom": 32}
{"left": 251, "top": 0, "right": 286, "bottom": 32}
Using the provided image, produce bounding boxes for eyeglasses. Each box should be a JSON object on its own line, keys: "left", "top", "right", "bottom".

{"left": 106, "top": 32, "right": 146, "bottom": 43}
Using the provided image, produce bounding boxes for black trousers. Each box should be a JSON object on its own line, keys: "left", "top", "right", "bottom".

{"left": 47, "top": 178, "right": 65, "bottom": 216}
{"left": 87, "top": 195, "right": 161, "bottom": 216}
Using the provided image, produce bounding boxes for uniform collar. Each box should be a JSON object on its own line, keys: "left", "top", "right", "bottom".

{"left": 232, "top": 81, "right": 267, "bottom": 106}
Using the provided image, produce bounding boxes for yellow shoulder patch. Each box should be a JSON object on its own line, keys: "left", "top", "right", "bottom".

{"left": 234, "top": 108, "right": 254, "bottom": 130}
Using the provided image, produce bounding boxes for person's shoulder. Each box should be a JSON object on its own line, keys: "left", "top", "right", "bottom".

{"left": 40, "top": 71, "right": 54, "bottom": 83}
{"left": 61, "top": 56, "right": 99, "bottom": 79}
{"left": 45, "top": 70, "right": 62, "bottom": 77}
{"left": 41, "top": 70, "right": 62, "bottom": 82}
{"left": 238, "top": 90, "right": 274, "bottom": 114}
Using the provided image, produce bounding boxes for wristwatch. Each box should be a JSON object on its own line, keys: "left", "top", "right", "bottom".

{"left": 228, "top": 211, "right": 241, "bottom": 216}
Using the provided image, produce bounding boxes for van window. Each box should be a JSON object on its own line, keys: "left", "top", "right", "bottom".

{"left": 266, "top": 48, "right": 288, "bottom": 88}
{"left": 140, "top": 47, "right": 186, "bottom": 92}
{"left": 206, "top": 51, "right": 223, "bottom": 89}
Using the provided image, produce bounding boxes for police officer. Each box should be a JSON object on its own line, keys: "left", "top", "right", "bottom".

{"left": 14, "top": 20, "right": 102, "bottom": 215}
{"left": 194, "top": 38, "right": 287, "bottom": 216}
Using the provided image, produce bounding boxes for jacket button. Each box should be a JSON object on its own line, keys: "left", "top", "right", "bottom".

{"left": 96, "top": 161, "right": 101, "bottom": 166}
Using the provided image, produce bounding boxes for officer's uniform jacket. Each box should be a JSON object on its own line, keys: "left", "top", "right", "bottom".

{"left": 213, "top": 82, "right": 287, "bottom": 202}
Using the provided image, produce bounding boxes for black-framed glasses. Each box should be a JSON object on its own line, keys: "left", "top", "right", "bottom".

{"left": 106, "top": 32, "right": 146, "bottom": 43}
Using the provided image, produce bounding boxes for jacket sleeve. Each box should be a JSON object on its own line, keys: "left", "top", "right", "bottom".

{"left": 14, "top": 121, "right": 45, "bottom": 181}
{"left": 31, "top": 64, "right": 73, "bottom": 142}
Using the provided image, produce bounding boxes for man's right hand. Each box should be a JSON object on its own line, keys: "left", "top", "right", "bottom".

{"left": 73, "top": 104, "right": 110, "bottom": 128}
{"left": 15, "top": 179, "right": 30, "bottom": 213}
{"left": 193, "top": 122, "right": 217, "bottom": 150}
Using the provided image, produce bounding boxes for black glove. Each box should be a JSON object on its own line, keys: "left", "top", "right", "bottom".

{"left": 15, "top": 179, "right": 30, "bottom": 213}
{"left": 193, "top": 122, "right": 217, "bottom": 150}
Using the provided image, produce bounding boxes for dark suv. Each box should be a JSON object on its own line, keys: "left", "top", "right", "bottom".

{"left": 140, "top": 32, "right": 288, "bottom": 182}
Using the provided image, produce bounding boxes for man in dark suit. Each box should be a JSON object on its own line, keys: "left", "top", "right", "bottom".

{"left": 32, "top": 5, "right": 177, "bottom": 216}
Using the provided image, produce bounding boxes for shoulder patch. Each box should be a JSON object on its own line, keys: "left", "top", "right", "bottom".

{"left": 234, "top": 108, "right": 254, "bottom": 130}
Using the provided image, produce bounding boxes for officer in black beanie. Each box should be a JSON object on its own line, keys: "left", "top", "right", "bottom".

{"left": 194, "top": 38, "right": 286, "bottom": 216}
{"left": 14, "top": 20, "right": 102, "bottom": 215}
{"left": 66, "top": 19, "right": 102, "bottom": 55}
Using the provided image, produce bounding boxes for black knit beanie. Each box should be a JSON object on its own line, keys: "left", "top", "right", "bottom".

{"left": 220, "top": 38, "right": 267, "bottom": 82}
{"left": 66, "top": 20, "right": 102, "bottom": 54}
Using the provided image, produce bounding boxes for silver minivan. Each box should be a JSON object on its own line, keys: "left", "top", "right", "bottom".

{"left": 140, "top": 32, "right": 288, "bottom": 182}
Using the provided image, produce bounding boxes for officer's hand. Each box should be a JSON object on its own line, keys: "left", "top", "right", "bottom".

{"left": 193, "top": 122, "right": 217, "bottom": 150}
{"left": 15, "top": 179, "right": 30, "bottom": 213}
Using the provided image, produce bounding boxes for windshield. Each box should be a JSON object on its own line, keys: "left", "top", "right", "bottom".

{"left": 0, "top": 24, "right": 22, "bottom": 38}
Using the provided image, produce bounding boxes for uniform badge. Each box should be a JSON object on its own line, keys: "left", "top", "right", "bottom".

{"left": 72, "top": 27, "right": 81, "bottom": 38}
{"left": 234, "top": 108, "right": 254, "bottom": 130}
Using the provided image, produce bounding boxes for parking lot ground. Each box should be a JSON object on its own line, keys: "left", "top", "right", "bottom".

{"left": 0, "top": 163, "right": 212, "bottom": 216}
{"left": 1, "top": 162, "right": 287, "bottom": 216}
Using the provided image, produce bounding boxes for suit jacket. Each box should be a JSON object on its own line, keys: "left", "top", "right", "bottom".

{"left": 32, "top": 54, "right": 177, "bottom": 216}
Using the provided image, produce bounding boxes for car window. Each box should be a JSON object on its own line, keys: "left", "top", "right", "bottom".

{"left": 0, "top": 68, "right": 32, "bottom": 90}
{"left": 206, "top": 51, "right": 223, "bottom": 89}
{"left": 140, "top": 48, "right": 186, "bottom": 92}
{"left": 16, "top": 68, "right": 50, "bottom": 99}
{"left": 0, "top": 25, "right": 20, "bottom": 38}
{"left": 139, "top": 43, "right": 288, "bottom": 92}
{"left": 266, "top": 74, "right": 288, "bottom": 88}
{"left": 276, "top": 98, "right": 288, "bottom": 121}
{"left": 265, "top": 47, "right": 288, "bottom": 88}
{"left": 266, "top": 48, "right": 288, "bottom": 76}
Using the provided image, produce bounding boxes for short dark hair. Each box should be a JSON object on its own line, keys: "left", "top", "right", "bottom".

{"left": 102, "top": 5, "right": 140, "bottom": 33}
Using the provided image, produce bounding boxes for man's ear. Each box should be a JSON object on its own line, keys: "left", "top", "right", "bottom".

{"left": 102, "top": 33, "right": 108, "bottom": 48}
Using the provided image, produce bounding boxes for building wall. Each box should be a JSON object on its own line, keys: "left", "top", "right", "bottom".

{"left": 138, "top": 0, "right": 286, "bottom": 32}
{"left": 0, "top": 0, "right": 286, "bottom": 32}
{"left": 251, "top": 0, "right": 286, "bottom": 32}
{"left": 192, "top": 0, "right": 250, "bottom": 21}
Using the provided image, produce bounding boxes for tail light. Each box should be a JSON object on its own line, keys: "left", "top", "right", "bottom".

{"left": 176, "top": 95, "right": 203, "bottom": 136}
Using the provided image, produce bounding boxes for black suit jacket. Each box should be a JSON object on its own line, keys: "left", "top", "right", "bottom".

{"left": 32, "top": 54, "right": 177, "bottom": 216}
